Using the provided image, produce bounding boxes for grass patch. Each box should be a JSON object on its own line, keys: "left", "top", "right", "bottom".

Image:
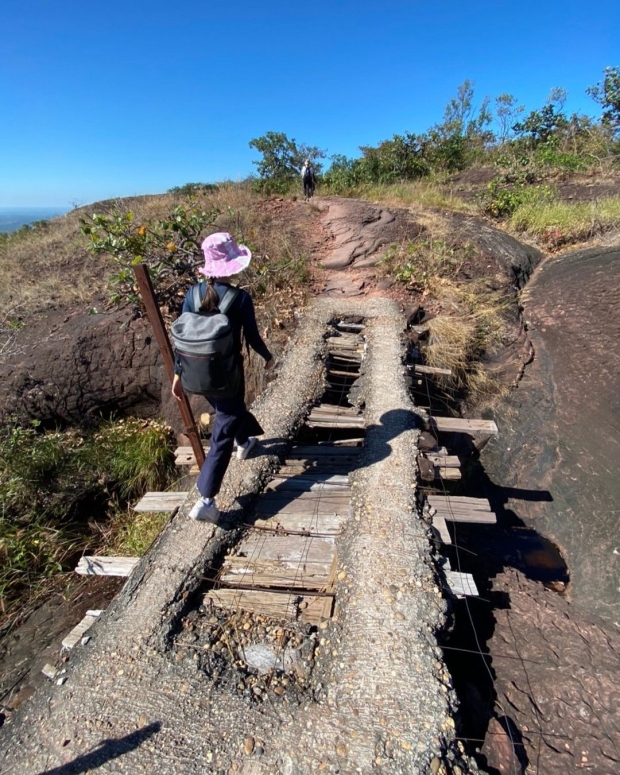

{"left": 380, "top": 239, "right": 511, "bottom": 397}
{"left": 508, "top": 196, "right": 620, "bottom": 246}
{"left": 321, "top": 179, "right": 476, "bottom": 213}
{"left": 0, "top": 418, "right": 176, "bottom": 627}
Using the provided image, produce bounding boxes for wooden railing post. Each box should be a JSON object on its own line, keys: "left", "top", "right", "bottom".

{"left": 133, "top": 265, "right": 205, "bottom": 468}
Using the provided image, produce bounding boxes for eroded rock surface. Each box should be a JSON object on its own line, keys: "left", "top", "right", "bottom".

{"left": 482, "top": 246, "right": 620, "bottom": 619}
{"left": 486, "top": 569, "right": 620, "bottom": 775}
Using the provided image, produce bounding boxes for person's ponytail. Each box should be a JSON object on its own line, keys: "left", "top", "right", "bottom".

{"left": 200, "top": 277, "right": 219, "bottom": 312}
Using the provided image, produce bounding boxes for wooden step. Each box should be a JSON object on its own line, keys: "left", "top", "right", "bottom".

{"left": 75, "top": 556, "right": 139, "bottom": 576}
{"left": 444, "top": 571, "right": 479, "bottom": 597}
{"left": 252, "top": 512, "right": 346, "bottom": 535}
{"left": 62, "top": 610, "right": 102, "bottom": 649}
{"left": 431, "top": 515, "right": 452, "bottom": 545}
{"left": 430, "top": 417, "right": 498, "bottom": 435}
{"left": 134, "top": 492, "right": 188, "bottom": 512}
{"left": 205, "top": 588, "right": 333, "bottom": 625}
{"left": 412, "top": 364, "right": 452, "bottom": 377}
{"left": 267, "top": 476, "right": 351, "bottom": 493}
{"left": 254, "top": 493, "right": 351, "bottom": 517}
{"left": 174, "top": 445, "right": 209, "bottom": 466}
{"left": 421, "top": 454, "right": 460, "bottom": 467}
{"left": 427, "top": 495, "right": 496, "bottom": 525}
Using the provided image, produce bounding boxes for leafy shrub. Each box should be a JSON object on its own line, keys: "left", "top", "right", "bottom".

{"left": 0, "top": 418, "right": 175, "bottom": 622}
{"left": 81, "top": 203, "right": 219, "bottom": 307}
{"left": 481, "top": 181, "right": 555, "bottom": 218}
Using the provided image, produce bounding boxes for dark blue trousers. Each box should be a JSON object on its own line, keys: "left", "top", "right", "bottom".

{"left": 196, "top": 392, "right": 264, "bottom": 499}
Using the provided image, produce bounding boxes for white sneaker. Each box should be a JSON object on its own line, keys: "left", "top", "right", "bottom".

{"left": 236, "top": 436, "right": 257, "bottom": 460}
{"left": 189, "top": 497, "right": 220, "bottom": 523}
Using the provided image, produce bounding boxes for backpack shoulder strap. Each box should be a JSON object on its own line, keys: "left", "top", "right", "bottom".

{"left": 190, "top": 283, "right": 204, "bottom": 313}
{"left": 218, "top": 286, "right": 240, "bottom": 316}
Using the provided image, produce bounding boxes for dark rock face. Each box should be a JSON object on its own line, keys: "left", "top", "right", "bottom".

{"left": 0, "top": 308, "right": 163, "bottom": 424}
{"left": 481, "top": 246, "right": 620, "bottom": 619}
{"left": 487, "top": 569, "right": 620, "bottom": 775}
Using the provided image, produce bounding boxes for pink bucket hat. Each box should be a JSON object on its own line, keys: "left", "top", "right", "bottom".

{"left": 199, "top": 232, "right": 252, "bottom": 277}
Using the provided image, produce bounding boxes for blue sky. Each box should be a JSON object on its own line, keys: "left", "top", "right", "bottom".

{"left": 1, "top": 0, "right": 618, "bottom": 207}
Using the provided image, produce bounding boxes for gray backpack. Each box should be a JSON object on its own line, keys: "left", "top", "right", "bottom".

{"left": 171, "top": 284, "right": 241, "bottom": 398}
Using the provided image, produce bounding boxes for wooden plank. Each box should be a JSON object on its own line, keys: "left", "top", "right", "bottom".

{"left": 433, "top": 510, "right": 496, "bottom": 525}
{"left": 428, "top": 495, "right": 491, "bottom": 509}
{"left": 267, "top": 477, "right": 351, "bottom": 494}
{"left": 445, "top": 571, "right": 479, "bottom": 597}
{"left": 236, "top": 533, "right": 335, "bottom": 563}
{"left": 309, "top": 404, "right": 359, "bottom": 416}
{"left": 289, "top": 445, "right": 362, "bottom": 457}
{"left": 252, "top": 512, "right": 346, "bottom": 535}
{"left": 278, "top": 464, "right": 355, "bottom": 477}
{"left": 205, "top": 588, "right": 331, "bottom": 625}
{"left": 436, "top": 467, "right": 461, "bottom": 481}
{"left": 336, "top": 321, "right": 365, "bottom": 332}
{"left": 328, "top": 350, "right": 362, "bottom": 362}
{"left": 75, "top": 556, "right": 139, "bottom": 577}
{"left": 254, "top": 494, "right": 351, "bottom": 518}
{"left": 300, "top": 593, "right": 334, "bottom": 624}
{"left": 327, "top": 369, "right": 361, "bottom": 378}
{"left": 220, "top": 559, "right": 330, "bottom": 589}
{"left": 307, "top": 420, "right": 365, "bottom": 430}
{"left": 133, "top": 491, "right": 188, "bottom": 512}
{"left": 432, "top": 515, "right": 452, "bottom": 545}
{"left": 272, "top": 473, "right": 349, "bottom": 484}
{"left": 307, "top": 415, "right": 364, "bottom": 425}
{"left": 62, "top": 611, "right": 102, "bottom": 649}
{"left": 430, "top": 417, "right": 498, "bottom": 435}
{"left": 412, "top": 364, "right": 452, "bottom": 376}
{"left": 421, "top": 454, "right": 461, "bottom": 467}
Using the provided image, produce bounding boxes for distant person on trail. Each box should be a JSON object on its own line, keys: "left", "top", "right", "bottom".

{"left": 171, "top": 232, "right": 274, "bottom": 523}
{"left": 301, "top": 158, "right": 316, "bottom": 200}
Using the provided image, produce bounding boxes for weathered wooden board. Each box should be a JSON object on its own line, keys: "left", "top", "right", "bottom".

{"left": 254, "top": 494, "right": 351, "bottom": 518}
{"left": 432, "top": 509, "right": 496, "bottom": 525}
{"left": 252, "top": 512, "right": 345, "bottom": 535}
{"left": 62, "top": 610, "right": 102, "bottom": 649}
{"left": 328, "top": 350, "right": 362, "bottom": 362}
{"left": 336, "top": 321, "right": 365, "bottom": 332}
{"left": 272, "top": 472, "right": 350, "bottom": 483}
{"left": 288, "top": 445, "right": 362, "bottom": 457}
{"left": 309, "top": 404, "right": 360, "bottom": 416}
{"left": 278, "top": 464, "right": 355, "bottom": 477}
{"left": 436, "top": 467, "right": 461, "bottom": 481}
{"left": 237, "top": 532, "right": 334, "bottom": 562}
{"left": 412, "top": 365, "right": 452, "bottom": 376}
{"left": 430, "top": 417, "right": 499, "bottom": 435}
{"left": 133, "top": 492, "right": 188, "bottom": 512}
{"left": 174, "top": 445, "right": 209, "bottom": 466}
{"left": 205, "top": 588, "right": 332, "bottom": 625}
{"left": 431, "top": 515, "right": 452, "bottom": 545}
{"left": 220, "top": 550, "right": 332, "bottom": 589}
{"left": 75, "top": 556, "right": 139, "bottom": 576}
{"left": 445, "top": 571, "right": 479, "bottom": 597}
{"left": 267, "top": 477, "right": 351, "bottom": 494}
{"left": 421, "top": 454, "right": 461, "bottom": 468}
{"left": 429, "top": 495, "right": 491, "bottom": 508}
{"left": 327, "top": 369, "right": 362, "bottom": 378}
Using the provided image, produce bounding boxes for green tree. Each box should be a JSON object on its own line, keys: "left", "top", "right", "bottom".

{"left": 587, "top": 66, "right": 620, "bottom": 136}
{"left": 495, "top": 93, "right": 524, "bottom": 143}
{"left": 249, "top": 132, "right": 325, "bottom": 194}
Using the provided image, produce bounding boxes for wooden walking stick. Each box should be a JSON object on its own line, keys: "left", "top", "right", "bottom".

{"left": 133, "top": 264, "right": 205, "bottom": 468}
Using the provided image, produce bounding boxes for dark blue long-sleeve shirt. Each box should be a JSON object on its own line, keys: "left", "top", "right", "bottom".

{"left": 174, "top": 281, "right": 272, "bottom": 374}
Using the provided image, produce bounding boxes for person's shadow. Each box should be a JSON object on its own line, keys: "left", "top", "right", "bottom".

{"left": 38, "top": 722, "right": 161, "bottom": 774}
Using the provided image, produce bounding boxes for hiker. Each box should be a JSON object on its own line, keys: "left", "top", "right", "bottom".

{"left": 171, "top": 232, "right": 274, "bottom": 522}
{"left": 301, "top": 158, "right": 315, "bottom": 200}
